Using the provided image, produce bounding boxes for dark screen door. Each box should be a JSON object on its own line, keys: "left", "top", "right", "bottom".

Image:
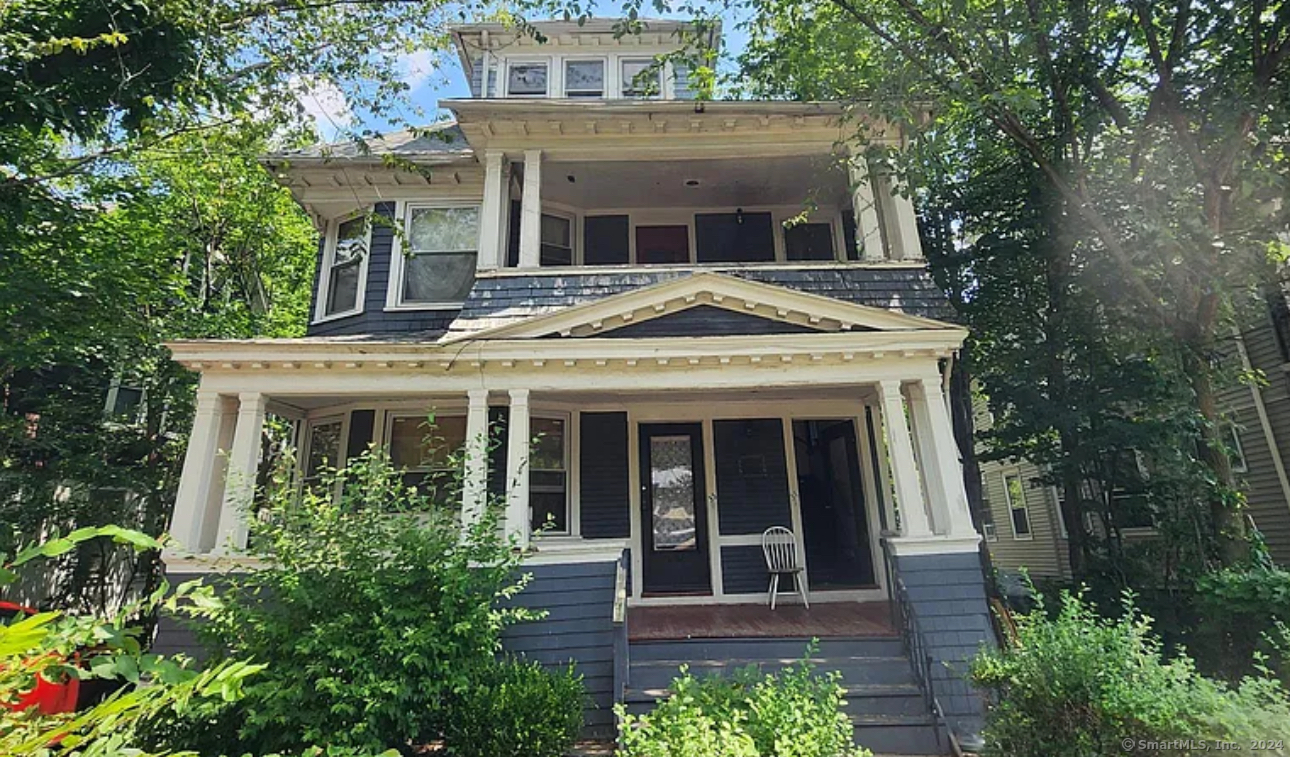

{"left": 639, "top": 423, "right": 711, "bottom": 594}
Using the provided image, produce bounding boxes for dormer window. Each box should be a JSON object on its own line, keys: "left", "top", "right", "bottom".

{"left": 318, "top": 214, "right": 368, "bottom": 320}
{"left": 621, "top": 58, "right": 661, "bottom": 98}
{"left": 506, "top": 62, "right": 548, "bottom": 97}
{"left": 564, "top": 59, "right": 605, "bottom": 97}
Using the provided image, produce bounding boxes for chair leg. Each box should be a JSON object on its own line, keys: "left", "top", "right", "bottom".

{"left": 797, "top": 572, "right": 810, "bottom": 609}
{"left": 770, "top": 573, "right": 780, "bottom": 610}
{"left": 767, "top": 574, "right": 775, "bottom": 608}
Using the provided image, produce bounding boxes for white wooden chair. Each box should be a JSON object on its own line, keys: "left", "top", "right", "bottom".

{"left": 761, "top": 526, "right": 809, "bottom": 610}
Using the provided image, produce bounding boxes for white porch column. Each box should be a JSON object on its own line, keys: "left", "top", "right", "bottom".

{"left": 170, "top": 390, "right": 235, "bottom": 554}
{"left": 461, "top": 389, "right": 490, "bottom": 533}
{"left": 518, "top": 150, "right": 542, "bottom": 269}
{"left": 504, "top": 389, "right": 531, "bottom": 548}
{"left": 848, "top": 155, "right": 886, "bottom": 261}
{"left": 912, "top": 371, "right": 978, "bottom": 539}
{"left": 908, "top": 380, "right": 949, "bottom": 534}
{"left": 877, "top": 171, "right": 925, "bottom": 261}
{"left": 477, "top": 151, "right": 507, "bottom": 270}
{"left": 213, "top": 392, "right": 266, "bottom": 555}
{"left": 876, "top": 380, "right": 934, "bottom": 538}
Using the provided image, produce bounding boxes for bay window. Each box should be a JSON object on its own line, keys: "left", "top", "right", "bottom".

{"left": 397, "top": 205, "right": 479, "bottom": 306}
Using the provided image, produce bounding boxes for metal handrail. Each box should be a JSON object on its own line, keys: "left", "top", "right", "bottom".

{"left": 611, "top": 550, "right": 630, "bottom": 713}
{"left": 881, "top": 537, "right": 945, "bottom": 749}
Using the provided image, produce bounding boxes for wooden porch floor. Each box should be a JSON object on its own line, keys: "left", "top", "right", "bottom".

{"left": 627, "top": 601, "right": 897, "bottom": 641}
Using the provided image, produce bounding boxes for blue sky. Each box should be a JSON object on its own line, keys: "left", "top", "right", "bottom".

{"left": 299, "top": 4, "right": 751, "bottom": 140}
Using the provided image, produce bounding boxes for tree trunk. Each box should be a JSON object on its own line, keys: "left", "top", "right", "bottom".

{"left": 1182, "top": 345, "right": 1250, "bottom": 566}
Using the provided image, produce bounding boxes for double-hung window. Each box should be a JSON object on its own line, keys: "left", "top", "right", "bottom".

{"left": 621, "top": 58, "right": 661, "bottom": 98}
{"left": 1003, "top": 472, "right": 1032, "bottom": 540}
{"left": 980, "top": 474, "right": 997, "bottom": 541}
{"left": 387, "top": 413, "right": 468, "bottom": 505}
{"left": 303, "top": 417, "right": 344, "bottom": 491}
{"left": 322, "top": 215, "right": 368, "bottom": 318}
{"left": 507, "top": 61, "right": 549, "bottom": 97}
{"left": 529, "top": 415, "right": 569, "bottom": 533}
{"left": 540, "top": 213, "right": 573, "bottom": 266}
{"left": 399, "top": 205, "right": 479, "bottom": 306}
{"left": 564, "top": 59, "right": 605, "bottom": 97}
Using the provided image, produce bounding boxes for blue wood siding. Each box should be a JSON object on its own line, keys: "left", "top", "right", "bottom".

{"left": 599, "top": 305, "right": 823, "bottom": 338}
{"left": 579, "top": 412, "right": 631, "bottom": 538}
{"left": 713, "top": 418, "right": 792, "bottom": 535}
{"left": 720, "top": 545, "right": 770, "bottom": 595}
{"left": 501, "top": 559, "right": 620, "bottom": 737}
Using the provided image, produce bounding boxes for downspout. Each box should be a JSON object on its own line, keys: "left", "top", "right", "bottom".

{"left": 1233, "top": 328, "right": 1290, "bottom": 518}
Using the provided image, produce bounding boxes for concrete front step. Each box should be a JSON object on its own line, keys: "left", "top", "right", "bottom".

{"left": 626, "top": 681, "right": 927, "bottom": 717}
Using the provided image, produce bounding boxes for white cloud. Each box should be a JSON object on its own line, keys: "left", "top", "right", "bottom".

{"left": 399, "top": 50, "right": 436, "bottom": 91}
{"left": 290, "top": 75, "right": 354, "bottom": 141}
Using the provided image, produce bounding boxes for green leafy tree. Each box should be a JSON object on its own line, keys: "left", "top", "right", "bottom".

{"left": 724, "top": 0, "right": 1290, "bottom": 570}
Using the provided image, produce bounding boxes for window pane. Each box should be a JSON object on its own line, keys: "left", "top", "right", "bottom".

{"left": 540, "top": 214, "right": 572, "bottom": 266}
{"left": 389, "top": 415, "right": 467, "bottom": 470}
{"left": 565, "top": 60, "right": 604, "bottom": 96}
{"left": 408, "top": 206, "right": 479, "bottom": 253}
{"left": 335, "top": 216, "right": 368, "bottom": 264}
{"left": 111, "top": 387, "right": 144, "bottom": 417}
{"left": 622, "top": 59, "right": 659, "bottom": 97}
{"left": 1011, "top": 507, "right": 1032, "bottom": 536}
{"left": 326, "top": 261, "right": 360, "bottom": 314}
{"left": 508, "top": 63, "right": 548, "bottom": 96}
{"left": 636, "top": 225, "right": 689, "bottom": 264}
{"left": 650, "top": 435, "right": 697, "bottom": 551}
{"left": 584, "top": 215, "right": 630, "bottom": 265}
{"left": 532, "top": 490, "right": 568, "bottom": 532}
{"left": 306, "top": 421, "right": 343, "bottom": 479}
{"left": 785, "top": 223, "right": 836, "bottom": 261}
{"left": 531, "top": 417, "right": 565, "bottom": 470}
{"left": 403, "top": 252, "right": 476, "bottom": 303}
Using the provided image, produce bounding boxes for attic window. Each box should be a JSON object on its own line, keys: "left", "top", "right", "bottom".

{"left": 621, "top": 59, "right": 661, "bottom": 98}
{"left": 507, "top": 62, "right": 548, "bottom": 97}
{"left": 564, "top": 59, "right": 604, "bottom": 97}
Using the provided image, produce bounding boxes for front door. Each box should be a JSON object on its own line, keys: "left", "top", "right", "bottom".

{"left": 639, "top": 423, "right": 711, "bottom": 595}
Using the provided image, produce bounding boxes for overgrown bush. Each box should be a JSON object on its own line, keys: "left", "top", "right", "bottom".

{"left": 617, "top": 647, "right": 867, "bottom": 757}
{"left": 1194, "top": 564, "right": 1290, "bottom": 683}
{"left": 971, "top": 589, "right": 1290, "bottom": 757}
{"left": 441, "top": 656, "right": 585, "bottom": 757}
{"left": 167, "top": 448, "right": 535, "bottom": 755}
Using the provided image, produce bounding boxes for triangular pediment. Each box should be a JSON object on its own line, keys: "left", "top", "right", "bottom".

{"left": 447, "top": 272, "right": 959, "bottom": 342}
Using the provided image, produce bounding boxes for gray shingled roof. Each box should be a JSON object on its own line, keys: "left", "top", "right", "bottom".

{"left": 271, "top": 123, "right": 471, "bottom": 161}
{"left": 447, "top": 268, "right": 955, "bottom": 336}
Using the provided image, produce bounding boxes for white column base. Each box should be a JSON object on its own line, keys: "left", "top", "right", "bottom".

{"left": 885, "top": 533, "right": 982, "bottom": 556}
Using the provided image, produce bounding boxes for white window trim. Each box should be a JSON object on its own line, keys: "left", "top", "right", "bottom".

{"left": 530, "top": 410, "right": 572, "bottom": 536}
{"left": 979, "top": 475, "right": 997, "bottom": 542}
{"left": 313, "top": 211, "right": 372, "bottom": 324}
{"left": 1003, "top": 471, "right": 1033, "bottom": 541}
{"left": 982, "top": 522, "right": 998, "bottom": 542}
{"left": 103, "top": 378, "right": 147, "bottom": 425}
{"left": 561, "top": 56, "right": 608, "bottom": 98}
{"left": 502, "top": 56, "right": 553, "bottom": 98}
{"left": 1051, "top": 486, "right": 1068, "bottom": 539}
{"left": 386, "top": 200, "right": 482, "bottom": 311}
{"left": 619, "top": 56, "right": 664, "bottom": 98}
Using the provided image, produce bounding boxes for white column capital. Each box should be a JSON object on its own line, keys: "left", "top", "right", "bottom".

{"left": 508, "top": 388, "right": 531, "bottom": 405}
{"left": 467, "top": 388, "right": 491, "bottom": 403}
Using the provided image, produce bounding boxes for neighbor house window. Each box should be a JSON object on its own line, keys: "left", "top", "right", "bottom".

{"left": 507, "top": 62, "right": 548, "bottom": 96}
{"left": 564, "top": 59, "right": 605, "bottom": 97}
{"left": 399, "top": 205, "right": 479, "bottom": 305}
{"left": 304, "top": 417, "right": 344, "bottom": 490}
{"left": 980, "top": 474, "right": 997, "bottom": 542}
{"left": 322, "top": 215, "right": 368, "bottom": 318}
{"left": 387, "top": 413, "right": 468, "bottom": 505}
{"left": 529, "top": 415, "right": 569, "bottom": 533}
{"left": 1003, "top": 472, "right": 1032, "bottom": 540}
{"left": 621, "top": 58, "right": 660, "bottom": 98}
{"left": 540, "top": 213, "right": 573, "bottom": 266}
{"left": 1226, "top": 424, "right": 1248, "bottom": 473}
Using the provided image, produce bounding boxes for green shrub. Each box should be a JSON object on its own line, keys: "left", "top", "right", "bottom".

{"left": 1194, "top": 565, "right": 1290, "bottom": 683}
{"left": 617, "top": 647, "right": 868, "bottom": 757}
{"left": 441, "top": 656, "right": 585, "bottom": 757}
{"left": 971, "top": 589, "right": 1290, "bottom": 757}
{"left": 168, "top": 448, "right": 534, "bottom": 755}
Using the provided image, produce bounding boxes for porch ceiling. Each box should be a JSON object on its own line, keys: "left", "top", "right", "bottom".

{"left": 543, "top": 155, "right": 849, "bottom": 209}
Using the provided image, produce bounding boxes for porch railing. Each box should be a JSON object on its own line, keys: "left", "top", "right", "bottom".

{"left": 880, "top": 536, "right": 944, "bottom": 750}
{"left": 611, "top": 550, "right": 630, "bottom": 709}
